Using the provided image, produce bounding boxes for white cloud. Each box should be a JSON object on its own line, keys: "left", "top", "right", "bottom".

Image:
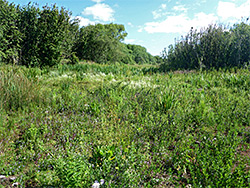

{"left": 193, "top": 12, "right": 218, "bottom": 28}
{"left": 194, "top": 0, "right": 207, "bottom": 6}
{"left": 138, "top": 27, "right": 143, "bottom": 32}
{"left": 82, "top": 3, "right": 115, "bottom": 22}
{"left": 143, "top": 0, "right": 250, "bottom": 34}
{"left": 173, "top": 5, "right": 188, "bottom": 13}
{"left": 152, "top": 4, "right": 168, "bottom": 19}
{"left": 161, "top": 4, "right": 167, "bottom": 9}
{"left": 127, "top": 22, "right": 134, "bottom": 27}
{"left": 144, "top": 12, "right": 217, "bottom": 34}
{"left": 217, "top": 0, "right": 250, "bottom": 20}
{"left": 145, "top": 14, "right": 188, "bottom": 33}
{"left": 152, "top": 11, "right": 162, "bottom": 19}
{"left": 74, "top": 16, "right": 96, "bottom": 27}
{"left": 92, "top": 0, "right": 104, "bottom": 3}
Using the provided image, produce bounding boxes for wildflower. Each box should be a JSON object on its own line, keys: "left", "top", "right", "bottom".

{"left": 12, "top": 182, "right": 19, "bottom": 187}
{"left": 92, "top": 179, "right": 104, "bottom": 188}
{"left": 100, "top": 179, "right": 105, "bottom": 185}
{"left": 92, "top": 181, "right": 100, "bottom": 188}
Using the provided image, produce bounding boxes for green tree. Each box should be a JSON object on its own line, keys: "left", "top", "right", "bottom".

{"left": 126, "top": 44, "right": 156, "bottom": 64}
{"left": 1, "top": 1, "right": 79, "bottom": 67}
{"left": 230, "top": 22, "right": 250, "bottom": 67}
{"left": 0, "top": 0, "right": 22, "bottom": 64}
{"left": 37, "top": 4, "right": 73, "bottom": 67}
{"left": 74, "top": 23, "right": 127, "bottom": 63}
{"left": 161, "top": 22, "right": 250, "bottom": 71}
{"left": 17, "top": 2, "right": 40, "bottom": 66}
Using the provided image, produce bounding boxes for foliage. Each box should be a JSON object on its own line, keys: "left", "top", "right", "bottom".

{"left": 123, "top": 44, "right": 157, "bottom": 65}
{"left": 0, "top": 63, "right": 249, "bottom": 187}
{"left": 74, "top": 23, "right": 128, "bottom": 64}
{"left": 0, "top": 1, "right": 79, "bottom": 67}
{"left": 0, "top": 0, "right": 158, "bottom": 67}
{"left": 36, "top": 5, "right": 73, "bottom": 67}
{"left": 0, "top": 0, "right": 22, "bottom": 64}
{"left": 0, "top": 65, "right": 44, "bottom": 111}
{"left": 161, "top": 22, "right": 250, "bottom": 71}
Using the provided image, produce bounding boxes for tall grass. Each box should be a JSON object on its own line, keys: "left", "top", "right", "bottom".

{"left": 0, "top": 63, "right": 249, "bottom": 187}
{"left": 0, "top": 65, "right": 43, "bottom": 112}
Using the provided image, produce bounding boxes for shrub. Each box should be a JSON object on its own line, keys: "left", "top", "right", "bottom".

{"left": 161, "top": 22, "right": 250, "bottom": 71}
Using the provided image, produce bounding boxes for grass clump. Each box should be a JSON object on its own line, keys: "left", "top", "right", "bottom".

{"left": 0, "top": 63, "right": 249, "bottom": 187}
{"left": 0, "top": 65, "right": 44, "bottom": 112}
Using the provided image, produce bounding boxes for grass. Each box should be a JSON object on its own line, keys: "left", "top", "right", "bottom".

{"left": 0, "top": 63, "right": 249, "bottom": 187}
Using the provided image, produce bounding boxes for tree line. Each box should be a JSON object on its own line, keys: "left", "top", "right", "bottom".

{"left": 0, "top": 0, "right": 158, "bottom": 67}
{"left": 1, "top": 0, "right": 249, "bottom": 70}
{"left": 160, "top": 22, "right": 250, "bottom": 71}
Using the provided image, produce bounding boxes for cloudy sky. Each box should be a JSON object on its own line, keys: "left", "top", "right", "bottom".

{"left": 12, "top": 0, "right": 250, "bottom": 55}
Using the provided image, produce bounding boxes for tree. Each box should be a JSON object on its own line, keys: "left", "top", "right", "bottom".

{"left": 230, "top": 22, "right": 250, "bottom": 67}
{"left": 17, "top": 2, "right": 40, "bottom": 66}
{"left": 126, "top": 44, "right": 156, "bottom": 64}
{"left": 74, "top": 23, "right": 127, "bottom": 63}
{"left": 0, "top": 0, "right": 22, "bottom": 64}
{"left": 36, "top": 4, "right": 74, "bottom": 67}
{"left": 0, "top": 1, "right": 79, "bottom": 67}
{"left": 161, "top": 22, "right": 250, "bottom": 71}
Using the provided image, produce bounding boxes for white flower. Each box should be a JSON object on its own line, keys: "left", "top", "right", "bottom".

{"left": 92, "top": 179, "right": 104, "bottom": 188}
{"left": 100, "top": 179, "right": 105, "bottom": 185}
{"left": 92, "top": 181, "right": 100, "bottom": 188}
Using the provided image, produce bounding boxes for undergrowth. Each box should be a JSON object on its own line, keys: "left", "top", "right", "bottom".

{"left": 0, "top": 63, "right": 249, "bottom": 187}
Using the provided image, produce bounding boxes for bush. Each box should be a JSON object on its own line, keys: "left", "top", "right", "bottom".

{"left": 161, "top": 22, "right": 250, "bottom": 71}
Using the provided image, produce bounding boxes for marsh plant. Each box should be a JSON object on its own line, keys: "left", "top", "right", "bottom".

{"left": 0, "top": 65, "right": 44, "bottom": 111}
{"left": 0, "top": 63, "right": 249, "bottom": 187}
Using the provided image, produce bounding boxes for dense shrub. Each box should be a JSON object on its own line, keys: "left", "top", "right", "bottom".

{"left": 74, "top": 23, "right": 128, "bottom": 64}
{"left": 161, "top": 22, "right": 250, "bottom": 71}
{"left": 125, "top": 44, "right": 157, "bottom": 64}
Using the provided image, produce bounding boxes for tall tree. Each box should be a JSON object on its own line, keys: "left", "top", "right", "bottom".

{"left": 126, "top": 44, "right": 156, "bottom": 64}
{"left": 17, "top": 2, "right": 40, "bottom": 66}
{"left": 0, "top": 0, "right": 22, "bottom": 64}
{"left": 74, "top": 23, "right": 127, "bottom": 63}
{"left": 161, "top": 22, "right": 250, "bottom": 71}
{"left": 37, "top": 5, "right": 73, "bottom": 67}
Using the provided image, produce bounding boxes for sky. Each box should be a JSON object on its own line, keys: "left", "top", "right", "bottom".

{"left": 11, "top": 0, "right": 250, "bottom": 56}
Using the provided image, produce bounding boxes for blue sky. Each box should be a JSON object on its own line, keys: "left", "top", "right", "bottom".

{"left": 11, "top": 0, "right": 250, "bottom": 55}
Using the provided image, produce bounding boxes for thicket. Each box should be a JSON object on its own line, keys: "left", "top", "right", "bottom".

{"left": 161, "top": 22, "right": 250, "bottom": 71}
{"left": 0, "top": 0, "right": 157, "bottom": 67}
{"left": 0, "top": 1, "right": 79, "bottom": 67}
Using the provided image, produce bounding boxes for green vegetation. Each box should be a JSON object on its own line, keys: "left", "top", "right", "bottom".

{"left": 74, "top": 23, "right": 127, "bottom": 64}
{"left": 1, "top": 0, "right": 250, "bottom": 187}
{"left": 0, "top": 0, "right": 157, "bottom": 67}
{"left": 2, "top": 0, "right": 249, "bottom": 70}
{"left": 0, "top": 1, "right": 78, "bottom": 67}
{"left": 0, "top": 63, "right": 249, "bottom": 187}
{"left": 161, "top": 23, "right": 250, "bottom": 71}
{"left": 0, "top": 65, "right": 44, "bottom": 111}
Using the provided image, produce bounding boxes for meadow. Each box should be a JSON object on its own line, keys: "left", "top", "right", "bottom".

{"left": 0, "top": 63, "right": 249, "bottom": 187}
